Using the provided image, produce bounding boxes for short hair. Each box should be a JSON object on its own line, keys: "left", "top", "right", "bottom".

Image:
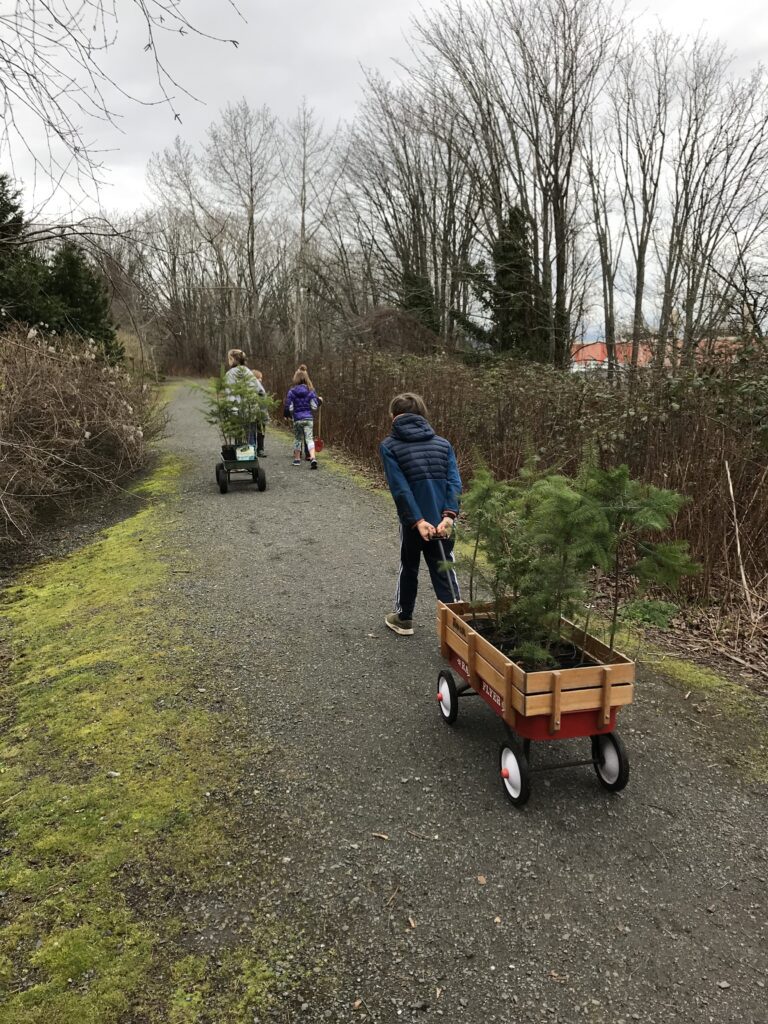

{"left": 389, "top": 392, "right": 428, "bottom": 418}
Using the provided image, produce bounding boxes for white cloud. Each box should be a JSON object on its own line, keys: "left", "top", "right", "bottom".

{"left": 5, "top": 0, "right": 768, "bottom": 216}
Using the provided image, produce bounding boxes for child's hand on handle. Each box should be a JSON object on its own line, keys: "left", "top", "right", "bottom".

{"left": 436, "top": 517, "right": 454, "bottom": 539}
{"left": 415, "top": 519, "right": 436, "bottom": 542}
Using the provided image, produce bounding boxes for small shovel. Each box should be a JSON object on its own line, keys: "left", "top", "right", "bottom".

{"left": 313, "top": 404, "right": 325, "bottom": 453}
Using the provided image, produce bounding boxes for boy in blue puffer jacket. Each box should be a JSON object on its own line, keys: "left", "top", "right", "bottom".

{"left": 379, "top": 392, "right": 462, "bottom": 635}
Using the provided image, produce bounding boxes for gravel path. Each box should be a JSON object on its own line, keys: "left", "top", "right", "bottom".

{"left": 164, "top": 383, "right": 767, "bottom": 1024}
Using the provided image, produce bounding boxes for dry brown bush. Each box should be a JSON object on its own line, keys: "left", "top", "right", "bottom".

{"left": 261, "top": 348, "right": 768, "bottom": 609}
{"left": 0, "top": 331, "right": 165, "bottom": 543}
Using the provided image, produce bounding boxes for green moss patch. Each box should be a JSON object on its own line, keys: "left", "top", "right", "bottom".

{"left": 0, "top": 457, "right": 311, "bottom": 1022}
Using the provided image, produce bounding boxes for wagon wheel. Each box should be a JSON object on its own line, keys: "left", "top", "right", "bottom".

{"left": 499, "top": 738, "right": 531, "bottom": 808}
{"left": 216, "top": 464, "right": 228, "bottom": 495}
{"left": 591, "top": 732, "right": 629, "bottom": 792}
{"left": 256, "top": 467, "right": 267, "bottom": 492}
{"left": 436, "top": 670, "right": 458, "bottom": 725}
{"left": 215, "top": 461, "right": 225, "bottom": 484}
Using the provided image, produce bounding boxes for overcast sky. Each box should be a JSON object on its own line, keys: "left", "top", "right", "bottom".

{"left": 9, "top": 0, "right": 768, "bottom": 217}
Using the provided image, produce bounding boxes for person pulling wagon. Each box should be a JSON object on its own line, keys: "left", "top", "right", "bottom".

{"left": 225, "top": 349, "right": 269, "bottom": 457}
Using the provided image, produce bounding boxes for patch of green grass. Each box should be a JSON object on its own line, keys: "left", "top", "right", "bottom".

{"left": 167, "top": 951, "right": 282, "bottom": 1024}
{"left": 0, "top": 456, "right": 313, "bottom": 1023}
{"left": 604, "top": 621, "right": 768, "bottom": 782}
{"left": 319, "top": 451, "right": 387, "bottom": 495}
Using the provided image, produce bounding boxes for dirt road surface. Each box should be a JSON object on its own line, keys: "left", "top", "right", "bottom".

{"left": 162, "top": 383, "right": 768, "bottom": 1024}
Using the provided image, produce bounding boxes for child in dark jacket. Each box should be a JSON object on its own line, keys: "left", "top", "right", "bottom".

{"left": 284, "top": 365, "right": 321, "bottom": 469}
{"left": 379, "top": 392, "right": 461, "bottom": 635}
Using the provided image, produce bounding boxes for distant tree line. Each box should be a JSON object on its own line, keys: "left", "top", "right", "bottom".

{"left": 97, "top": 0, "right": 768, "bottom": 372}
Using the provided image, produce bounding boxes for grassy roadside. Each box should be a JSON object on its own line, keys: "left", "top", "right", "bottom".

{"left": 611, "top": 622, "right": 768, "bottom": 781}
{"left": 0, "top": 457, "right": 312, "bottom": 1023}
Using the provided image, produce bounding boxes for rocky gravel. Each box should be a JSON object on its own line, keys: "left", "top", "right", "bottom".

{"left": 161, "top": 383, "right": 768, "bottom": 1024}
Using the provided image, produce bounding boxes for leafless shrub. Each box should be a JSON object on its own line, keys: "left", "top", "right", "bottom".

{"left": 0, "top": 331, "right": 165, "bottom": 543}
{"left": 262, "top": 348, "right": 768, "bottom": 609}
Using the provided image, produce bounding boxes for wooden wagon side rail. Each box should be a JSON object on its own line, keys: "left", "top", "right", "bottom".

{"left": 436, "top": 601, "right": 635, "bottom": 730}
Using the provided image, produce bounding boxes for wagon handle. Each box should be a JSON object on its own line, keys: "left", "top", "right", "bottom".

{"left": 437, "top": 539, "right": 460, "bottom": 604}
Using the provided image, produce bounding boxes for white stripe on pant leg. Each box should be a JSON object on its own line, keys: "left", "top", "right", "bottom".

{"left": 394, "top": 523, "right": 404, "bottom": 614}
{"left": 446, "top": 544, "right": 460, "bottom": 601}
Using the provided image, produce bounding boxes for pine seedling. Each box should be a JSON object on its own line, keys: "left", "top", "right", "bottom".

{"left": 524, "top": 474, "right": 612, "bottom": 644}
{"left": 203, "top": 367, "right": 274, "bottom": 445}
{"left": 579, "top": 463, "right": 698, "bottom": 649}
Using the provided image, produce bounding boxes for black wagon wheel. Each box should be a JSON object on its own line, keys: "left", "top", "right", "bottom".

{"left": 216, "top": 464, "right": 228, "bottom": 495}
{"left": 215, "top": 461, "right": 225, "bottom": 484}
{"left": 499, "top": 737, "right": 531, "bottom": 808}
{"left": 591, "top": 732, "right": 630, "bottom": 792}
{"left": 256, "top": 467, "right": 267, "bottom": 492}
{"left": 436, "top": 669, "right": 459, "bottom": 725}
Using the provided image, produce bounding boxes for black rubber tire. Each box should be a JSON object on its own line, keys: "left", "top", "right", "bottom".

{"left": 216, "top": 461, "right": 225, "bottom": 484}
{"left": 217, "top": 466, "right": 228, "bottom": 494}
{"left": 256, "top": 467, "right": 267, "bottom": 492}
{"left": 437, "top": 670, "right": 459, "bottom": 725}
{"left": 499, "top": 738, "right": 531, "bottom": 807}
{"left": 591, "top": 732, "right": 630, "bottom": 792}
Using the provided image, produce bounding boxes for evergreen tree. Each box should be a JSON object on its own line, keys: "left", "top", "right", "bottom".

{"left": 0, "top": 174, "right": 24, "bottom": 244}
{"left": 463, "top": 460, "right": 699, "bottom": 667}
{"left": 44, "top": 242, "right": 120, "bottom": 361}
{"left": 578, "top": 463, "right": 700, "bottom": 648}
{"left": 0, "top": 176, "right": 119, "bottom": 360}
{"left": 204, "top": 368, "right": 274, "bottom": 442}
{"left": 0, "top": 174, "right": 43, "bottom": 326}
{"left": 455, "top": 206, "right": 547, "bottom": 359}
{"left": 398, "top": 265, "right": 440, "bottom": 336}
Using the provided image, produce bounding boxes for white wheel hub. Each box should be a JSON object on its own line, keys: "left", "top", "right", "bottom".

{"left": 596, "top": 736, "right": 620, "bottom": 784}
{"left": 500, "top": 746, "right": 522, "bottom": 798}
{"left": 438, "top": 676, "right": 453, "bottom": 718}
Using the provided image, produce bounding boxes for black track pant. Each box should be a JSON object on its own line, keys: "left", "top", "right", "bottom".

{"left": 394, "top": 525, "right": 459, "bottom": 620}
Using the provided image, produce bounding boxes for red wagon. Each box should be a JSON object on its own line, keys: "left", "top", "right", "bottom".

{"left": 436, "top": 601, "right": 634, "bottom": 807}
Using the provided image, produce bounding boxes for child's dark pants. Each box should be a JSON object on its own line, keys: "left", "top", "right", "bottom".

{"left": 395, "top": 526, "right": 460, "bottom": 619}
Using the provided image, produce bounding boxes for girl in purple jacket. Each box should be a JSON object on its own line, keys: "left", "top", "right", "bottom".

{"left": 284, "top": 365, "right": 321, "bottom": 469}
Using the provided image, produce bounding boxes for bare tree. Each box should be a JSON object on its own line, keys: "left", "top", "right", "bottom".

{"left": 652, "top": 40, "right": 768, "bottom": 368}
{"left": 583, "top": 118, "right": 623, "bottom": 371}
{"left": 282, "top": 100, "right": 343, "bottom": 358}
{"left": 417, "top": 0, "right": 619, "bottom": 365}
{"left": 613, "top": 30, "right": 679, "bottom": 368}
{"left": 205, "top": 100, "right": 280, "bottom": 348}
{"left": 346, "top": 72, "right": 479, "bottom": 345}
{"left": 0, "top": 1, "right": 242, "bottom": 190}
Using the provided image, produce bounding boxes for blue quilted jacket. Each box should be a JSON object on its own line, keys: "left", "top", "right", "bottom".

{"left": 379, "top": 414, "right": 462, "bottom": 527}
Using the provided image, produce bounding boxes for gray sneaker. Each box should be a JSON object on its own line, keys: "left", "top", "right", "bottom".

{"left": 385, "top": 613, "right": 414, "bottom": 636}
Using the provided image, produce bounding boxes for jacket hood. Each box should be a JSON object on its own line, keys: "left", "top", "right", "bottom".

{"left": 291, "top": 384, "right": 310, "bottom": 395}
{"left": 391, "top": 413, "right": 435, "bottom": 443}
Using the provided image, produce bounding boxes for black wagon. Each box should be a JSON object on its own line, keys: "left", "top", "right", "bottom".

{"left": 215, "top": 442, "right": 267, "bottom": 495}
